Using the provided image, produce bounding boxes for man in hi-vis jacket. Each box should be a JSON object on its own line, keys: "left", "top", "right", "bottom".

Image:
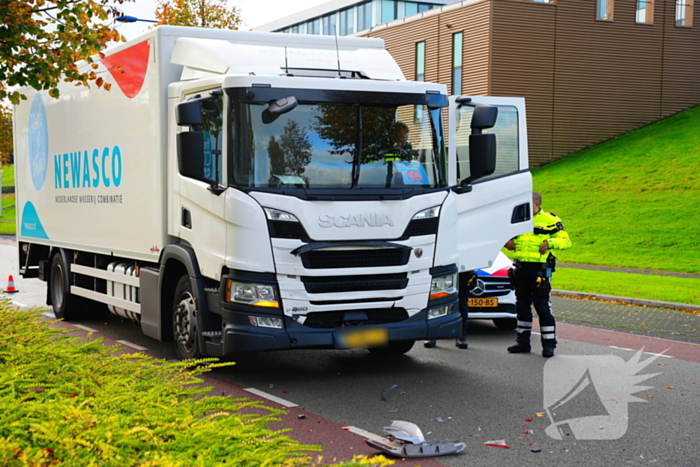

{"left": 504, "top": 191, "right": 572, "bottom": 358}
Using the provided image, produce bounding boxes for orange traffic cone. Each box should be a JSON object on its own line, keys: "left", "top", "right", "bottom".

{"left": 4, "top": 275, "right": 18, "bottom": 293}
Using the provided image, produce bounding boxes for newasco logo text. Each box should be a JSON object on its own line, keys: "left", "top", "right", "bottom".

{"left": 53, "top": 147, "right": 123, "bottom": 189}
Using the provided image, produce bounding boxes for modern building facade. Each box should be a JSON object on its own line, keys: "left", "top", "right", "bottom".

{"left": 256, "top": 0, "right": 700, "bottom": 167}
{"left": 254, "top": 0, "right": 459, "bottom": 36}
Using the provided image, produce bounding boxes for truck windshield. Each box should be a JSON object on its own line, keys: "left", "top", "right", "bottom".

{"left": 229, "top": 100, "right": 445, "bottom": 189}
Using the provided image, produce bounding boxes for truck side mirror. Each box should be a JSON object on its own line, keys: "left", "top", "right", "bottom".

{"left": 177, "top": 100, "right": 202, "bottom": 129}
{"left": 177, "top": 131, "right": 205, "bottom": 180}
{"left": 459, "top": 104, "right": 498, "bottom": 187}
{"left": 465, "top": 133, "right": 496, "bottom": 184}
{"left": 471, "top": 104, "right": 498, "bottom": 131}
{"left": 262, "top": 96, "right": 298, "bottom": 124}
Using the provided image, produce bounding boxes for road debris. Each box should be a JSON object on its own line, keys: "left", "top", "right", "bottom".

{"left": 483, "top": 440, "right": 510, "bottom": 449}
{"left": 365, "top": 420, "right": 466, "bottom": 458}
{"left": 382, "top": 384, "right": 399, "bottom": 401}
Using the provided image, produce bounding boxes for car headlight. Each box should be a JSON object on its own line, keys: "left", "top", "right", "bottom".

{"left": 412, "top": 206, "right": 441, "bottom": 220}
{"left": 264, "top": 207, "right": 300, "bottom": 223}
{"left": 226, "top": 280, "right": 279, "bottom": 308}
{"left": 430, "top": 273, "right": 457, "bottom": 300}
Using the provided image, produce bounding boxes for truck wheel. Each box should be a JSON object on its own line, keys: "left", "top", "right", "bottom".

{"left": 493, "top": 318, "right": 517, "bottom": 330}
{"left": 49, "top": 252, "right": 83, "bottom": 320}
{"left": 172, "top": 275, "right": 202, "bottom": 360}
{"left": 368, "top": 340, "right": 415, "bottom": 356}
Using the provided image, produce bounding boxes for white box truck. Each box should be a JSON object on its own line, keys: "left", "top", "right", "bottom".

{"left": 13, "top": 26, "right": 532, "bottom": 359}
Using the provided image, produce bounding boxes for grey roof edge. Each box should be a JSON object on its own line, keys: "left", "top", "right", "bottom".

{"left": 552, "top": 289, "right": 700, "bottom": 312}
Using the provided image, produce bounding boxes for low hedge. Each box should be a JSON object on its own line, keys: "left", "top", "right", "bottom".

{"left": 0, "top": 300, "right": 393, "bottom": 467}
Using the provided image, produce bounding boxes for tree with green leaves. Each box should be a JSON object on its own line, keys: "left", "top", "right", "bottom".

{"left": 0, "top": 0, "right": 134, "bottom": 105}
{"left": 0, "top": 106, "right": 12, "bottom": 164}
{"left": 155, "top": 0, "right": 241, "bottom": 29}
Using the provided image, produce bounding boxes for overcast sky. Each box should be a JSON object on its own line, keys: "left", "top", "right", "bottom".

{"left": 113, "top": 0, "right": 330, "bottom": 40}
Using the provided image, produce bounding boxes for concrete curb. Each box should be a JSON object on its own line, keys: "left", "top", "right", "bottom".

{"left": 552, "top": 289, "right": 700, "bottom": 312}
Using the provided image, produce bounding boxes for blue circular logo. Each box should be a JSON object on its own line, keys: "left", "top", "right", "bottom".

{"left": 28, "top": 94, "right": 49, "bottom": 191}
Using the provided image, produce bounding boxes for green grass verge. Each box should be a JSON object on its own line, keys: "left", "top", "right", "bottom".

{"left": 533, "top": 104, "right": 700, "bottom": 274}
{"left": 553, "top": 268, "right": 700, "bottom": 306}
{"left": 1, "top": 166, "right": 16, "bottom": 235}
{"left": 0, "top": 302, "right": 392, "bottom": 466}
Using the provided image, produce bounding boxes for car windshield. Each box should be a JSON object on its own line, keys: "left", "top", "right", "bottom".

{"left": 229, "top": 100, "right": 445, "bottom": 189}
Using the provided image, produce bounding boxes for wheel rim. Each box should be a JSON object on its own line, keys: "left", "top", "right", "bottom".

{"left": 51, "top": 261, "right": 65, "bottom": 308}
{"left": 174, "top": 291, "right": 197, "bottom": 354}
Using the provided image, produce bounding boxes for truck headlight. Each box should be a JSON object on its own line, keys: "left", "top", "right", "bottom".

{"left": 430, "top": 273, "right": 457, "bottom": 300}
{"left": 428, "top": 305, "right": 453, "bottom": 319}
{"left": 412, "top": 205, "right": 441, "bottom": 220}
{"left": 226, "top": 280, "right": 279, "bottom": 308}
{"left": 264, "top": 207, "right": 300, "bottom": 222}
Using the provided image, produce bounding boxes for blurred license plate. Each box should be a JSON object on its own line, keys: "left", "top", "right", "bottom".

{"left": 338, "top": 327, "right": 388, "bottom": 348}
{"left": 468, "top": 298, "right": 498, "bottom": 307}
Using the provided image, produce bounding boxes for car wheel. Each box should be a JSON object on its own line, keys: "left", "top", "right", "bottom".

{"left": 172, "top": 275, "right": 202, "bottom": 360}
{"left": 493, "top": 318, "right": 517, "bottom": 330}
{"left": 368, "top": 340, "right": 415, "bottom": 355}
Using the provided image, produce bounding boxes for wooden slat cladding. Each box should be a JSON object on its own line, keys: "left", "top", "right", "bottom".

{"left": 549, "top": 0, "right": 665, "bottom": 160}
{"left": 660, "top": 0, "right": 700, "bottom": 116}
{"left": 439, "top": 1, "right": 492, "bottom": 96}
{"left": 491, "top": 1, "right": 556, "bottom": 166}
{"left": 358, "top": 0, "right": 700, "bottom": 167}
{"left": 366, "top": 16, "right": 441, "bottom": 83}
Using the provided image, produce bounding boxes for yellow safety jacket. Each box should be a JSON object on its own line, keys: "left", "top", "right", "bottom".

{"left": 511, "top": 209, "right": 572, "bottom": 263}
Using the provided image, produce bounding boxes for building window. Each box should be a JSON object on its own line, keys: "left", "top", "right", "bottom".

{"left": 339, "top": 7, "right": 354, "bottom": 35}
{"left": 417, "top": 3, "right": 431, "bottom": 13}
{"left": 322, "top": 14, "right": 337, "bottom": 35}
{"left": 596, "top": 0, "right": 614, "bottom": 20}
{"left": 636, "top": 0, "right": 654, "bottom": 23}
{"left": 676, "top": 0, "right": 694, "bottom": 25}
{"left": 415, "top": 41, "right": 425, "bottom": 123}
{"left": 382, "top": 0, "right": 398, "bottom": 23}
{"left": 405, "top": 2, "right": 418, "bottom": 16}
{"left": 358, "top": 1, "right": 372, "bottom": 30}
{"left": 307, "top": 18, "right": 320, "bottom": 34}
{"left": 452, "top": 33, "right": 463, "bottom": 95}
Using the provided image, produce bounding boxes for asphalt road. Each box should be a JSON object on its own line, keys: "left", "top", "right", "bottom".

{"left": 2, "top": 238, "right": 699, "bottom": 466}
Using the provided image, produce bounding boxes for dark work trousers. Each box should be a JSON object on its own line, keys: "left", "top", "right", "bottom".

{"left": 457, "top": 272, "right": 473, "bottom": 338}
{"left": 512, "top": 263, "right": 557, "bottom": 348}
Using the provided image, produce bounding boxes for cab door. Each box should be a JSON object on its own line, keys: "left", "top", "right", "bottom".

{"left": 448, "top": 96, "right": 532, "bottom": 272}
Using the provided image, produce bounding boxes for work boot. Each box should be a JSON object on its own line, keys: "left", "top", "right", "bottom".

{"left": 542, "top": 345, "right": 555, "bottom": 358}
{"left": 507, "top": 343, "right": 531, "bottom": 353}
{"left": 424, "top": 340, "right": 437, "bottom": 348}
{"left": 455, "top": 337, "right": 468, "bottom": 349}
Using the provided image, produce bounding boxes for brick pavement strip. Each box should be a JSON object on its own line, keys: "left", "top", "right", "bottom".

{"left": 552, "top": 296, "right": 700, "bottom": 345}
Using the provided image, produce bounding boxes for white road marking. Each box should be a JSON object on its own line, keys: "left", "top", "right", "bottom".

{"left": 116, "top": 340, "right": 148, "bottom": 351}
{"left": 609, "top": 346, "right": 673, "bottom": 358}
{"left": 244, "top": 388, "right": 298, "bottom": 407}
{"left": 12, "top": 301, "right": 28, "bottom": 308}
{"left": 344, "top": 426, "right": 389, "bottom": 444}
{"left": 73, "top": 324, "right": 98, "bottom": 333}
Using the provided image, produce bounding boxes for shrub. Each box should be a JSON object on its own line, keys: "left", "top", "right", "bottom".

{"left": 0, "top": 300, "right": 322, "bottom": 466}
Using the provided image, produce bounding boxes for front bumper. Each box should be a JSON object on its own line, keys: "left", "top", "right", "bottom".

{"left": 205, "top": 302, "right": 461, "bottom": 355}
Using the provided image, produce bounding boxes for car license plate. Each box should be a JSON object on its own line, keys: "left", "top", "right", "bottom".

{"left": 468, "top": 298, "right": 499, "bottom": 307}
{"left": 338, "top": 327, "right": 388, "bottom": 348}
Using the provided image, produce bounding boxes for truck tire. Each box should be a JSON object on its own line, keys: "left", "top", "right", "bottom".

{"left": 368, "top": 340, "right": 415, "bottom": 356}
{"left": 172, "top": 275, "right": 202, "bottom": 360}
{"left": 49, "top": 251, "right": 84, "bottom": 320}
{"left": 493, "top": 318, "right": 517, "bottom": 330}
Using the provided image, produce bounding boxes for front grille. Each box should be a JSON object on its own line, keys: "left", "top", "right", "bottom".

{"left": 268, "top": 220, "right": 308, "bottom": 239}
{"left": 402, "top": 217, "right": 439, "bottom": 237}
{"left": 304, "top": 308, "right": 409, "bottom": 329}
{"left": 469, "top": 276, "right": 512, "bottom": 298}
{"left": 302, "top": 273, "right": 408, "bottom": 294}
{"left": 301, "top": 248, "right": 410, "bottom": 269}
